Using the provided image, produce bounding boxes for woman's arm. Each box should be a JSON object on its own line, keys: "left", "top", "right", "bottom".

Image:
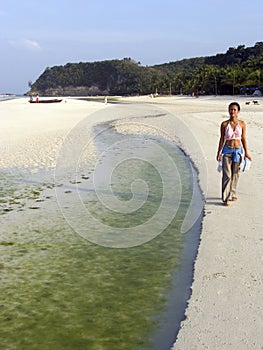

{"left": 216, "top": 122, "right": 226, "bottom": 161}
{"left": 241, "top": 121, "right": 252, "bottom": 160}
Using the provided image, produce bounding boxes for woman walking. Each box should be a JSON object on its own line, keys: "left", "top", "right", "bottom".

{"left": 216, "top": 102, "right": 252, "bottom": 206}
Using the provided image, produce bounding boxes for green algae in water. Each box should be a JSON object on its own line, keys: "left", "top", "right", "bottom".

{"left": 0, "top": 142, "right": 200, "bottom": 350}
{"left": 0, "top": 172, "right": 54, "bottom": 215}
{"left": 0, "top": 227, "right": 183, "bottom": 350}
{"left": 87, "top": 159, "right": 163, "bottom": 228}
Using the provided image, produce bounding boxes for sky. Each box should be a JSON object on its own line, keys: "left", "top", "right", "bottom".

{"left": 1, "top": 0, "right": 262, "bottom": 94}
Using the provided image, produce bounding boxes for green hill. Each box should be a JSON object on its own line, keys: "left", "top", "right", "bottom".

{"left": 28, "top": 42, "right": 263, "bottom": 96}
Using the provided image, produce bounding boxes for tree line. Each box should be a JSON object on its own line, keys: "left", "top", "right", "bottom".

{"left": 28, "top": 42, "right": 263, "bottom": 96}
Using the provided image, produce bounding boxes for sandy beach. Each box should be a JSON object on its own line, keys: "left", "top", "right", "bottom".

{"left": 116, "top": 95, "right": 263, "bottom": 349}
{"left": 1, "top": 95, "right": 262, "bottom": 349}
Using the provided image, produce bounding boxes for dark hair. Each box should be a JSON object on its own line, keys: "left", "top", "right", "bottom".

{"left": 228, "top": 102, "right": 240, "bottom": 111}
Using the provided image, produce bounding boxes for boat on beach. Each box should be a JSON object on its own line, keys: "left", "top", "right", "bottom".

{"left": 29, "top": 98, "right": 63, "bottom": 104}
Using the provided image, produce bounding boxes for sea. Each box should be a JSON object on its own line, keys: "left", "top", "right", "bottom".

{"left": 0, "top": 94, "right": 23, "bottom": 102}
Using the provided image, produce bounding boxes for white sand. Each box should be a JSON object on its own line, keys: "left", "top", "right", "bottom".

{"left": 0, "top": 97, "right": 108, "bottom": 169}
{"left": 1, "top": 95, "right": 262, "bottom": 349}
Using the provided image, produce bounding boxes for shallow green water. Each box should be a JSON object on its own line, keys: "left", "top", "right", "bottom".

{"left": 0, "top": 133, "right": 201, "bottom": 350}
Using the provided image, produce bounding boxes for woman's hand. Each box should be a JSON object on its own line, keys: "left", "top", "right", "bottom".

{"left": 245, "top": 153, "right": 252, "bottom": 161}
{"left": 216, "top": 152, "right": 221, "bottom": 162}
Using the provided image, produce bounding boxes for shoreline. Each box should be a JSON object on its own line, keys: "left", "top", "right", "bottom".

{"left": 1, "top": 96, "right": 262, "bottom": 349}
{"left": 156, "top": 96, "right": 262, "bottom": 350}
{"left": 0, "top": 97, "right": 203, "bottom": 350}
{"left": 115, "top": 95, "right": 263, "bottom": 349}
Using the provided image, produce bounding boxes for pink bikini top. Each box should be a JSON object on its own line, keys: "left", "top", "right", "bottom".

{"left": 225, "top": 121, "right": 242, "bottom": 140}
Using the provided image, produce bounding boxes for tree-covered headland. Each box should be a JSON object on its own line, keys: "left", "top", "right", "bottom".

{"left": 28, "top": 42, "right": 263, "bottom": 96}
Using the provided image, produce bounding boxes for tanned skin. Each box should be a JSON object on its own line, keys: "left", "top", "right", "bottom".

{"left": 216, "top": 103, "right": 252, "bottom": 162}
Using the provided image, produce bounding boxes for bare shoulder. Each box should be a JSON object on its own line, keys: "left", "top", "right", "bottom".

{"left": 221, "top": 120, "right": 229, "bottom": 127}
{"left": 239, "top": 119, "right": 246, "bottom": 127}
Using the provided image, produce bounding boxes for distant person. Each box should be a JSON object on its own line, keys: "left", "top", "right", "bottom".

{"left": 36, "top": 94, "right": 39, "bottom": 103}
{"left": 104, "top": 96, "right": 108, "bottom": 105}
{"left": 216, "top": 102, "right": 252, "bottom": 206}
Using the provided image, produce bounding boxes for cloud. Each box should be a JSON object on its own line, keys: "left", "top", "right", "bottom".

{"left": 9, "top": 38, "right": 42, "bottom": 52}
